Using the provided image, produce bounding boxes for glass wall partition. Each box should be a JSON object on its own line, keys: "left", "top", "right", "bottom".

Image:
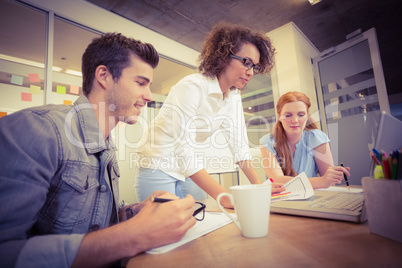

{"left": 146, "top": 56, "right": 195, "bottom": 122}
{"left": 0, "top": 0, "right": 46, "bottom": 116}
{"left": 313, "top": 28, "right": 390, "bottom": 185}
{"left": 242, "top": 72, "right": 276, "bottom": 148}
{"left": 0, "top": 1, "right": 101, "bottom": 114}
{"left": 52, "top": 17, "right": 101, "bottom": 105}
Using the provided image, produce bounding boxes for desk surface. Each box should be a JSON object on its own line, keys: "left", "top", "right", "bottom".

{"left": 126, "top": 199, "right": 402, "bottom": 268}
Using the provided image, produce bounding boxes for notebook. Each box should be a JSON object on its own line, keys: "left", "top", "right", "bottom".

{"left": 270, "top": 188, "right": 366, "bottom": 223}
{"left": 146, "top": 212, "right": 233, "bottom": 254}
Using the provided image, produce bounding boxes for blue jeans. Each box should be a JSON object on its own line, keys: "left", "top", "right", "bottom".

{"left": 135, "top": 168, "right": 207, "bottom": 201}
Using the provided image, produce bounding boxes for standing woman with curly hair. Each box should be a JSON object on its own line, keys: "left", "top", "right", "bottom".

{"left": 260, "top": 91, "right": 350, "bottom": 189}
{"left": 135, "top": 22, "right": 283, "bottom": 208}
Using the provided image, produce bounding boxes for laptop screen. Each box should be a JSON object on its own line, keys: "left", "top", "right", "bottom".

{"left": 374, "top": 111, "right": 402, "bottom": 153}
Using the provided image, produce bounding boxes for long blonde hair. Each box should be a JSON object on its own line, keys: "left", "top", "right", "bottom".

{"left": 273, "top": 91, "right": 318, "bottom": 176}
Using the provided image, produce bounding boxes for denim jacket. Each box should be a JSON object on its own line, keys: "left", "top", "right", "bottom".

{"left": 0, "top": 95, "right": 120, "bottom": 268}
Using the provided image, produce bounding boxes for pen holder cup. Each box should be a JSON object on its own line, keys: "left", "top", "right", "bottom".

{"left": 362, "top": 177, "right": 402, "bottom": 243}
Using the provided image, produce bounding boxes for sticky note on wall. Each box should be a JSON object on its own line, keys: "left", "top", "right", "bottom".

{"left": 21, "top": 92, "right": 32, "bottom": 102}
{"left": 57, "top": 86, "right": 66, "bottom": 94}
{"left": 11, "top": 75, "right": 23, "bottom": 86}
{"left": 63, "top": 100, "right": 72, "bottom": 105}
{"left": 0, "top": 112, "right": 7, "bottom": 119}
{"left": 70, "top": 85, "right": 79, "bottom": 95}
{"left": 30, "top": 85, "right": 41, "bottom": 95}
{"left": 28, "top": 73, "right": 41, "bottom": 83}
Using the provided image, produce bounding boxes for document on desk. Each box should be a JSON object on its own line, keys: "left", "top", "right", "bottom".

{"left": 276, "top": 172, "right": 314, "bottom": 201}
{"left": 146, "top": 212, "right": 233, "bottom": 254}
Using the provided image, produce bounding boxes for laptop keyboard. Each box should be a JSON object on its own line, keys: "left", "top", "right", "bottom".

{"left": 309, "top": 193, "right": 364, "bottom": 212}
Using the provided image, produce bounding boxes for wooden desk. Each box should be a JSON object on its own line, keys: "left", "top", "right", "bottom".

{"left": 126, "top": 200, "right": 402, "bottom": 268}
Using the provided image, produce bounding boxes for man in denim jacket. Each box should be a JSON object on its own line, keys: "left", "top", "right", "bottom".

{"left": 0, "top": 33, "right": 196, "bottom": 268}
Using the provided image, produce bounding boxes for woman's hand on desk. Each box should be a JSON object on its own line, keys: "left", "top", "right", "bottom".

{"left": 313, "top": 165, "right": 350, "bottom": 189}
{"left": 271, "top": 182, "right": 285, "bottom": 194}
{"left": 219, "top": 195, "right": 234, "bottom": 209}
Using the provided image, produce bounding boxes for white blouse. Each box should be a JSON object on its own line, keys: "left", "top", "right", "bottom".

{"left": 136, "top": 73, "right": 252, "bottom": 181}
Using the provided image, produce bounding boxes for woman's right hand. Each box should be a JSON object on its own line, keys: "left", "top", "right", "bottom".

{"left": 271, "top": 182, "right": 285, "bottom": 194}
{"left": 219, "top": 195, "right": 234, "bottom": 209}
{"left": 318, "top": 165, "right": 350, "bottom": 188}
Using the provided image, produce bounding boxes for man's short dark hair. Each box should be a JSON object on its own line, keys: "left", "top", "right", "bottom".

{"left": 81, "top": 32, "right": 159, "bottom": 96}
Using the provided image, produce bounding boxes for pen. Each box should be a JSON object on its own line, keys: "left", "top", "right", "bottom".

{"left": 369, "top": 151, "right": 381, "bottom": 165}
{"left": 381, "top": 153, "right": 391, "bottom": 179}
{"left": 372, "top": 148, "right": 380, "bottom": 159}
{"left": 340, "top": 163, "right": 350, "bottom": 191}
{"left": 263, "top": 178, "right": 274, "bottom": 185}
{"left": 151, "top": 197, "right": 174, "bottom": 203}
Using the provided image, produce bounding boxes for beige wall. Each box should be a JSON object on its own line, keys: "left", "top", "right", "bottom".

{"left": 267, "top": 22, "right": 320, "bottom": 122}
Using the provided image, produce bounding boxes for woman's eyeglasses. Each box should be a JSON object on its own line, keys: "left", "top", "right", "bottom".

{"left": 230, "top": 54, "right": 261, "bottom": 74}
{"left": 193, "top": 202, "right": 206, "bottom": 221}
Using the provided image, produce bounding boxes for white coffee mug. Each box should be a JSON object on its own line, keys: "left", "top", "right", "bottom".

{"left": 217, "top": 184, "right": 271, "bottom": 238}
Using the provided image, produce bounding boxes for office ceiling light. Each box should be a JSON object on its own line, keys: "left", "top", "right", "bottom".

{"left": 0, "top": 54, "right": 62, "bottom": 72}
{"left": 65, "top": 69, "right": 82, "bottom": 77}
{"left": 308, "top": 0, "right": 321, "bottom": 5}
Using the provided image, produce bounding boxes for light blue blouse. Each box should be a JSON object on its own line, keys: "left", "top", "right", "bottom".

{"left": 260, "top": 129, "right": 330, "bottom": 177}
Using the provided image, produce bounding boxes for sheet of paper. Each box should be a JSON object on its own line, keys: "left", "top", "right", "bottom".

{"left": 281, "top": 172, "right": 314, "bottom": 200}
{"left": 146, "top": 212, "right": 233, "bottom": 254}
{"left": 271, "top": 191, "right": 293, "bottom": 202}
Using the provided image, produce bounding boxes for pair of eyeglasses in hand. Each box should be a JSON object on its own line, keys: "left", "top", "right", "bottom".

{"left": 193, "top": 202, "right": 206, "bottom": 221}
{"left": 151, "top": 197, "right": 206, "bottom": 221}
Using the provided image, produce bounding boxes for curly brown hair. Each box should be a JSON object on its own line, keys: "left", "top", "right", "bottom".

{"left": 198, "top": 22, "right": 275, "bottom": 79}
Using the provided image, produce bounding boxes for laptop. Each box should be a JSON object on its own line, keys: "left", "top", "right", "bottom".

{"left": 269, "top": 111, "right": 401, "bottom": 223}
{"left": 270, "top": 188, "right": 366, "bottom": 223}
{"left": 374, "top": 111, "right": 402, "bottom": 154}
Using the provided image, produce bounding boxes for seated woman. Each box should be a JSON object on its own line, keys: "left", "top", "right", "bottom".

{"left": 260, "top": 91, "right": 350, "bottom": 189}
